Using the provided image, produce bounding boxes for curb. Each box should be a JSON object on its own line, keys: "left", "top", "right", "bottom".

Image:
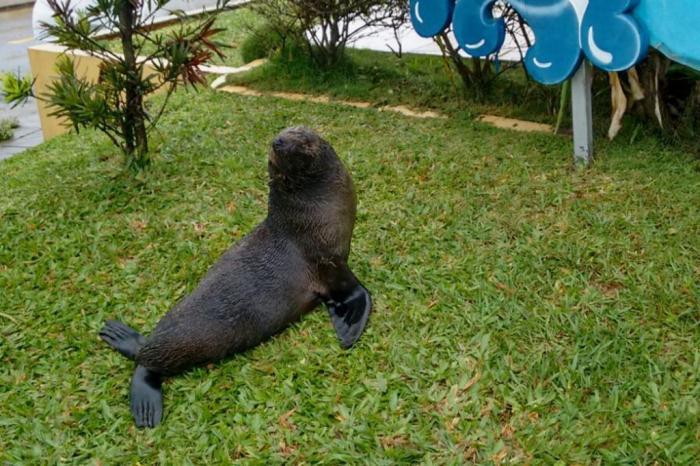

{"left": 0, "top": 0, "right": 34, "bottom": 12}
{"left": 94, "top": 0, "right": 250, "bottom": 40}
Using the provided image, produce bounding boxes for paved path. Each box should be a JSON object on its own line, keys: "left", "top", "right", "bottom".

{"left": 0, "top": 6, "right": 43, "bottom": 161}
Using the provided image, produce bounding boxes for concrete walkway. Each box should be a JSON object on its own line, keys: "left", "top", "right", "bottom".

{"left": 345, "top": 22, "right": 525, "bottom": 62}
{"left": 0, "top": 5, "right": 43, "bottom": 160}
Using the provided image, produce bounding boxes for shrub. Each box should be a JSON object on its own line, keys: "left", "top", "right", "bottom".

{"left": 603, "top": 51, "right": 700, "bottom": 145}
{"left": 250, "top": 0, "right": 407, "bottom": 67}
{"left": 0, "top": 117, "right": 19, "bottom": 142}
{"left": 634, "top": 53, "right": 700, "bottom": 136}
{"left": 240, "top": 23, "right": 285, "bottom": 64}
{"left": 433, "top": 4, "right": 531, "bottom": 98}
{"left": 6, "top": 0, "right": 229, "bottom": 171}
{"left": 2, "top": 72, "right": 34, "bottom": 106}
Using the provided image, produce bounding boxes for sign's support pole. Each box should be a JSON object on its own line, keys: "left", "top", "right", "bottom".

{"left": 571, "top": 60, "right": 594, "bottom": 166}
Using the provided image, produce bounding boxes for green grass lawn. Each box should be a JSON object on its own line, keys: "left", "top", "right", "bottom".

{"left": 2, "top": 87, "right": 700, "bottom": 463}
{"left": 105, "top": 4, "right": 565, "bottom": 126}
{"left": 231, "top": 49, "right": 559, "bottom": 121}
{"left": 104, "top": 6, "right": 637, "bottom": 136}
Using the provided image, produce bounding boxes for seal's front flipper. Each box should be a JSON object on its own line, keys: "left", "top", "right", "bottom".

{"left": 99, "top": 320, "right": 146, "bottom": 360}
{"left": 320, "top": 261, "right": 372, "bottom": 349}
{"left": 130, "top": 365, "right": 163, "bottom": 428}
{"left": 327, "top": 284, "right": 372, "bottom": 349}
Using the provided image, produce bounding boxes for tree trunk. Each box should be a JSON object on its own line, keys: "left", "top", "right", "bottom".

{"left": 119, "top": 0, "right": 150, "bottom": 169}
{"left": 437, "top": 33, "right": 473, "bottom": 90}
{"left": 436, "top": 34, "right": 492, "bottom": 98}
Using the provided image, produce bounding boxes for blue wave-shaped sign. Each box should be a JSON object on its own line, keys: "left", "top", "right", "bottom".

{"left": 635, "top": 0, "right": 700, "bottom": 71}
{"left": 410, "top": 0, "right": 657, "bottom": 84}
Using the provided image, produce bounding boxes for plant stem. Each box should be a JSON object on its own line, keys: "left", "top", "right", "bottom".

{"left": 555, "top": 79, "right": 571, "bottom": 135}
{"left": 119, "top": 0, "right": 150, "bottom": 169}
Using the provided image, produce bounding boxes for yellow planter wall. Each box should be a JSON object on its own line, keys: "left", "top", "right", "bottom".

{"left": 28, "top": 43, "right": 163, "bottom": 140}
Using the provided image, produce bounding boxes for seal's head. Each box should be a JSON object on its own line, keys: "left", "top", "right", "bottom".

{"left": 266, "top": 126, "right": 357, "bottom": 256}
{"left": 268, "top": 127, "right": 338, "bottom": 189}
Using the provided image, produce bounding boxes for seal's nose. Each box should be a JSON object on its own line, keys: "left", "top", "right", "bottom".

{"left": 272, "top": 137, "right": 285, "bottom": 152}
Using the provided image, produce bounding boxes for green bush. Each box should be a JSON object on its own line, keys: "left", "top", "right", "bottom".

{"left": 0, "top": 117, "right": 19, "bottom": 142}
{"left": 249, "top": 0, "right": 406, "bottom": 67}
{"left": 1, "top": 72, "right": 34, "bottom": 107}
{"left": 240, "top": 23, "right": 285, "bottom": 64}
{"left": 19, "top": 0, "right": 231, "bottom": 171}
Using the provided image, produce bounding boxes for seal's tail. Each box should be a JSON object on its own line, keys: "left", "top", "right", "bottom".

{"left": 100, "top": 319, "right": 146, "bottom": 361}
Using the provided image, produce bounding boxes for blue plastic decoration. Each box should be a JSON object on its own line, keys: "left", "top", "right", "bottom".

{"left": 508, "top": 0, "right": 584, "bottom": 84}
{"left": 580, "top": 0, "right": 649, "bottom": 71}
{"left": 451, "top": 0, "right": 583, "bottom": 84}
{"left": 452, "top": 0, "right": 505, "bottom": 58}
{"left": 409, "top": 0, "right": 653, "bottom": 85}
{"left": 634, "top": 0, "right": 700, "bottom": 71}
{"left": 410, "top": 0, "right": 454, "bottom": 38}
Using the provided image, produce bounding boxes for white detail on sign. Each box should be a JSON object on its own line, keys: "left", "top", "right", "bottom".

{"left": 533, "top": 57, "right": 553, "bottom": 69}
{"left": 414, "top": 1, "right": 424, "bottom": 24}
{"left": 464, "top": 39, "right": 486, "bottom": 49}
{"left": 587, "top": 26, "right": 613, "bottom": 64}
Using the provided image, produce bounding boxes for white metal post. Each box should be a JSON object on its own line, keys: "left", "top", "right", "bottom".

{"left": 571, "top": 60, "right": 594, "bottom": 166}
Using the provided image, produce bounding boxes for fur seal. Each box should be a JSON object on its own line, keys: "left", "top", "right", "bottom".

{"left": 99, "top": 127, "right": 372, "bottom": 428}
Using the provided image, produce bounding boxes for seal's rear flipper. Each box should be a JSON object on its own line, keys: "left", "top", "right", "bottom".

{"left": 320, "top": 261, "right": 372, "bottom": 349}
{"left": 99, "top": 320, "right": 146, "bottom": 360}
{"left": 130, "top": 365, "right": 163, "bottom": 428}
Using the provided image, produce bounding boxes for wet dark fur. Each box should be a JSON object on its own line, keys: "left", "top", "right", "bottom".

{"left": 100, "top": 127, "right": 370, "bottom": 427}
{"left": 134, "top": 127, "right": 357, "bottom": 375}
